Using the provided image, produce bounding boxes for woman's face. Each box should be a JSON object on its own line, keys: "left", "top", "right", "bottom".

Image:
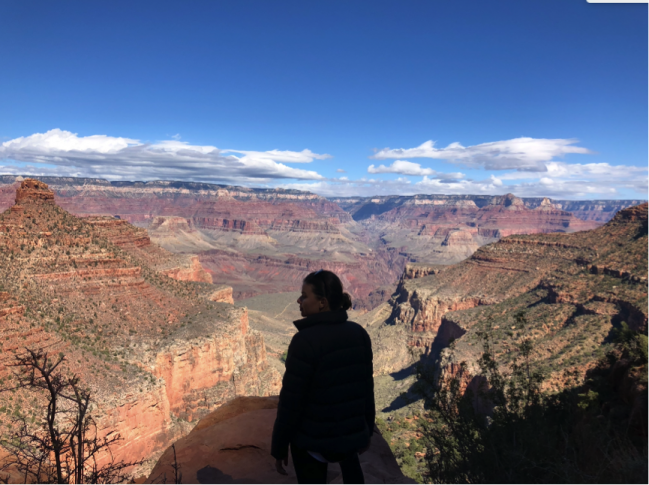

{"left": 297, "top": 283, "right": 329, "bottom": 317}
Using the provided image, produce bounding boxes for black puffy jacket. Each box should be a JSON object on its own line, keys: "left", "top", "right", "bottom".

{"left": 271, "top": 309, "right": 375, "bottom": 459}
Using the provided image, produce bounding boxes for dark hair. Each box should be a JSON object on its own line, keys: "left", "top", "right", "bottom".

{"left": 303, "top": 270, "right": 352, "bottom": 311}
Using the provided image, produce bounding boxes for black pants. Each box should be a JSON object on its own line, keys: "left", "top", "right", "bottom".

{"left": 291, "top": 444, "right": 364, "bottom": 484}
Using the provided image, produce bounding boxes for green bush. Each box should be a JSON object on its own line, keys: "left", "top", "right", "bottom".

{"left": 613, "top": 322, "right": 648, "bottom": 363}
{"left": 416, "top": 335, "right": 647, "bottom": 484}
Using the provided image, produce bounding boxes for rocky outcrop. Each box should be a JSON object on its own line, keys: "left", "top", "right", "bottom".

{"left": 401, "top": 263, "right": 447, "bottom": 280}
{"left": 161, "top": 256, "right": 213, "bottom": 284}
{"left": 152, "top": 308, "right": 280, "bottom": 421}
{"left": 14, "top": 178, "right": 55, "bottom": 205}
{"left": 209, "top": 285, "right": 235, "bottom": 304}
{"left": 0, "top": 179, "right": 282, "bottom": 477}
{"left": 148, "top": 216, "right": 195, "bottom": 233}
{"left": 145, "top": 396, "right": 415, "bottom": 484}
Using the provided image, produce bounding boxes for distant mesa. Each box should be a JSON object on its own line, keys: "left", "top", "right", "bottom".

{"left": 489, "top": 193, "right": 526, "bottom": 209}
{"left": 535, "top": 197, "right": 556, "bottom": 211}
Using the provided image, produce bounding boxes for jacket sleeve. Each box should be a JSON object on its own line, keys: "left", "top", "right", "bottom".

{"left": 363, "top": 329, "right": 375, "bottom": 438}
{"left": 271, "top": 332, "right": 316, "bottom": 459}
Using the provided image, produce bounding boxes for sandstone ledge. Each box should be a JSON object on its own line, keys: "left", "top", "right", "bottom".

{"left": 146, "top": 396, "right": 414, "bottom": 484}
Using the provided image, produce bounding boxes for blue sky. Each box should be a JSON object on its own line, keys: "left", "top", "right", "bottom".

{"left": 0, "top": 0, "right": 646, "bottom": 199}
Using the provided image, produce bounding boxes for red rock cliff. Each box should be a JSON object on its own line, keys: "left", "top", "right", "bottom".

{"left": 0, "top": 179, "right": 282, "bottom": 477}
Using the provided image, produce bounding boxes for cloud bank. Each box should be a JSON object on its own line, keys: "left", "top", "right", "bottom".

{"left": 371, "top": 137, "right": 593, "bottom": 171}
{"left": 368, "top": 159, "right": 465, "bottom": 179}
{"left": 0, "top": 130, "right": 645, "bottom": 199}
{"left": 0, "top": 129, "right": 327, "bottom": 183}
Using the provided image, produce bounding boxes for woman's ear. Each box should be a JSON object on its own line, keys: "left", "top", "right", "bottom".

{"left": 319, "top": 297, "right": 329, "bottom": 312}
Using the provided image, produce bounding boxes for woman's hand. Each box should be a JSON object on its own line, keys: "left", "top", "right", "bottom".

{"left": 275, "top": 457, "right": 288, "bottom": 475}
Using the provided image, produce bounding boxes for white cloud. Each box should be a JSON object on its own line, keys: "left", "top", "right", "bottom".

{"left": 368, "top": 160, "right": 436, "bottom": 176}
{"left": 414, "top": 176, "right": 506, "bottom": 195}
{"left": 223, "top": 148, "right": 331, "bottom": 163}
{"left": 336, "top": 168, "right": 347, "bottom": 173}
{"left": 490, "top": 175, "right": 503, "bottom": 187}
{"left": 371, "top": 137, "right": 593, "bottom": 171}
{"left": 0, "top": 129, "right": 328, "bottom": 183}
{"left": 495, "top": 161, "right": 647, "bottom": 194}
{"left": 366, "top": 160, "right": 465, "bottom": 180}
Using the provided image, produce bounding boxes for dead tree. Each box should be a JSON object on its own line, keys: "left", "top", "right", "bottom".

{"left": 148, "top": 443, "right": 182, "bottom": 484}
{"left": 0, "top": 348, "right": 142, "bottom": 483}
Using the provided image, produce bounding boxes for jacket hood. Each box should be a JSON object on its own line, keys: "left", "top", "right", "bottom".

{"left": 293, "top": 309, "right": 348, "bottom": 331}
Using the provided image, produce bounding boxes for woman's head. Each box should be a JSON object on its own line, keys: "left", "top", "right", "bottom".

{"left": 297, "top": 270, "right": 352, "bottom": 317}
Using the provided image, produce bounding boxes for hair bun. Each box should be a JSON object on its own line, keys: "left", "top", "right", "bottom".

{"left": 341, "top": 292, "right": 352, "bottom": 311}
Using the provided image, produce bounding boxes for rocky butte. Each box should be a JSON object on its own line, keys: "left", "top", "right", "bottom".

{"left": 0, "top": 179, "right": 281, "bottom": 476}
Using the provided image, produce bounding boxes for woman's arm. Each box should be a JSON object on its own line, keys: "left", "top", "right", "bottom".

{"left": 363, "top": 329, "right": 375, "bottom": 437}
{"left": 271, "top": 333, "right": 316, "bottom": 460}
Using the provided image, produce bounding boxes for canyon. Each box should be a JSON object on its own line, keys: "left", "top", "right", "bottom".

{"left": 0, "top": 179, "right": 281, "bottom": 477}
{"left": 363, "top": 202, "right": 647, "bottom": 433}
{"left": 0, "top": 176, "right": 645, "bottom": 482}
{"left": 0, "top": 176, "right": 640, "bottom": 311}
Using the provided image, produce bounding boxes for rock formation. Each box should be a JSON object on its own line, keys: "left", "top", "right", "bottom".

{"left": 368, "top": 203, "right": 648, "bottom": 393}
{"left": 0, "top": 179, "right": 282, "bottom": 477}
{"left": 332, "top": 193, "right": 645, "bottom": 223}
{"left": 14, "top": 178, "right": 55, "bottom": 205}
{"left": 145, "top": 396, "right": 415, "bottom": 484}
{"left": 0, "top": 177, "right": 402, "bottom": 309}
{"left": 0, "top": 176, "right": 641, "bottom": 312}
{"left": 357, "top": 193, "right": 600, "bottom": 267}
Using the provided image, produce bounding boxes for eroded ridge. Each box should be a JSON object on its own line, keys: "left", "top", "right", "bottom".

{"left": 369, "top": 203, "right": 648, "bottom": 389}
{"left": 0, "top": 179, "right": 281, "bottom": 478}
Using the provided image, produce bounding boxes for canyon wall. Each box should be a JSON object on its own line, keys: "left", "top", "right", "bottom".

{"left": 332, "top": 193, "right": 645, "bottom": 222}
{"left": 368, "top": 203, "right": 648, "bottom": 391}
{"left": 358, "top": 193, "right": 601, "bottom": 267}
{"left": 0, "top": 176, "right": 393, "bottom": 309}
{"left": 0, "top": 179, "right": 281, "bottom": 476}
{"left": 0, "top": 176, "right": 641, "bottom": 312}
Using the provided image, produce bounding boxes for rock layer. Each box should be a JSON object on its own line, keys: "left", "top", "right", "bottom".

{"left": 0, "top": 176, "right": 640, "bottom": 312}
{"left": 0, "top": 179, "right": 281, "bottom": 477}
{"left": 358, "top": 193, "right": 600, "bottom": 267}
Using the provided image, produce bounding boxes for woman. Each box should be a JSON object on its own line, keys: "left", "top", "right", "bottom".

{"left": 271, "top": 270, "right": 375, "bottom": 484}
